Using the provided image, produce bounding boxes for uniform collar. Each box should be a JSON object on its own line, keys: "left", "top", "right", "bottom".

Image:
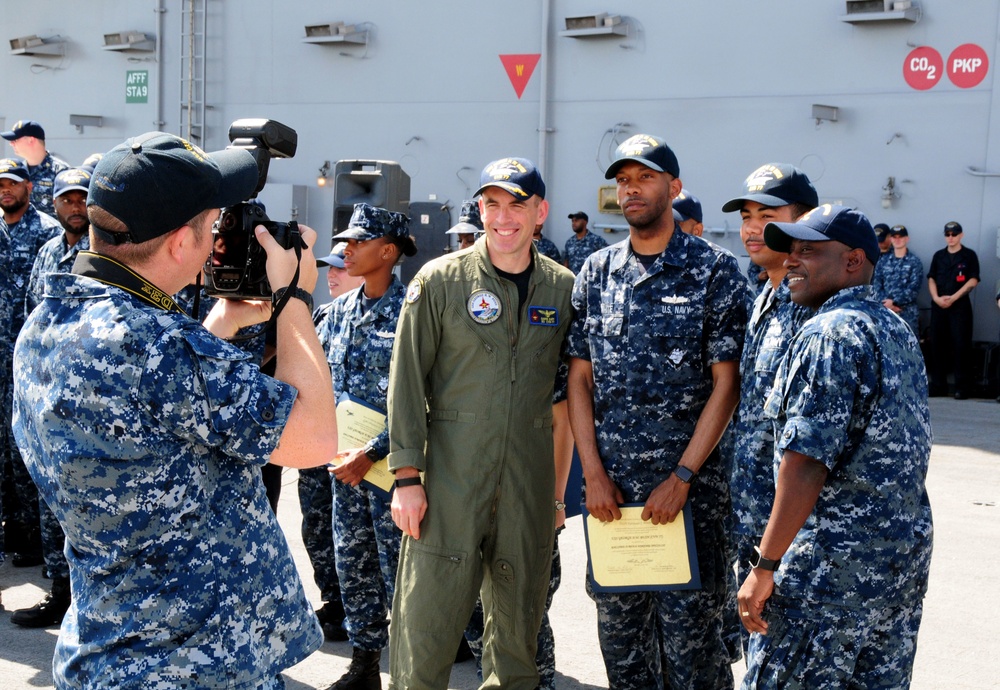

{"left": 475, "top": 236, "right": 541, "bottom": 286}
{"left": 816, "top": 284, "right": 873, "bottom": 314}
{"left": 611, "top": 226, "right": 690, "bottom": 276}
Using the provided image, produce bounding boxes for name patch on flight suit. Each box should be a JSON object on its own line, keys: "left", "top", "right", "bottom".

{"left": 468, "top": 290, "right": 502, "bottom": 324}
{"left": 528, "top": 305, "right": 560, "bottom": 326}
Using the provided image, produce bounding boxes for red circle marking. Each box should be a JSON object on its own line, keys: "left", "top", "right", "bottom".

{"left": 947, "top": 44, "right": 989, "bottom": 89}
{"left": 904, "top": 47, "right": 943, "bottom": 91}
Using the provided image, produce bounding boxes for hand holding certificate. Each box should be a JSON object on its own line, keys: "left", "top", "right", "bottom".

{"left": 332, "top": 395, "right": 394, "bottom": 496}
{"left": 583, "top": 503, "right": 701, "bottom": 592}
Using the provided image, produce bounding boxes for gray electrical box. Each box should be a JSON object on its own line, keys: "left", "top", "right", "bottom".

{"left": 404, "top": 201, "right": 451, "bottom": 284}
{"left": 332, "top": 160, "right": 410, "bottom": 235}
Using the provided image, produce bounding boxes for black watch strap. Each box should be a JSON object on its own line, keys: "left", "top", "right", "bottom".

{"left": 272, "top": 286, "right": 314, "bottom": 312}
{"left": 750, "top": 545, "right": 781, "bottom": 571}
{"left": 673, "top": 465, "right": 697, "bottom": 484}
{"left": 394, "top": 476, "right": 422, "bottom": 489}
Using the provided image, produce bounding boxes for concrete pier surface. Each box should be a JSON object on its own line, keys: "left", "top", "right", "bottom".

{"left": 1, "top": 397, "right": 997, "bottom": 688}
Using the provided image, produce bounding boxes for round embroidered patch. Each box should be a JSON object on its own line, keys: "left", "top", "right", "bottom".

{"left": 405, "top": 278, "right": 423, "bottom": 304}
{"left": 467, "top": 290, "right": 502, "bottom": 324}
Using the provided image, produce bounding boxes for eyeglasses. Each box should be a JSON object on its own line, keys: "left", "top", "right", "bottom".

{"left": 944, "top": 231, "right": 961, "bottom": 237}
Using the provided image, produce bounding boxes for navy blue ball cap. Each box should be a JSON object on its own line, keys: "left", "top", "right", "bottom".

{"left": 605, "top": 134, "right": 680, "bottom": 179}
{"left": 672, "top": 189, "right": 703, "bottom": 223}
{"left": 0, "top": 158, "right": 30, "bottom": 182}
{"left": 888, "top": 224, "right": 908, "bottom": 237}
{"left": 88, "top": 132, "right": 258, "bottom": 244}
{"left": 474, "top": 157, "right": 546, "bottom": 200}
{"left": 1, "top": 120, "right": 45, "bottom": 141}
{"left": 333, "top": 202, "right": 417, "bottom": 256}
{"left": 722, "top": 163, "right": 818, "bottom": 213}
{"left": 446, "top": 199, "right": 484, "bottom": 234}
{"left": 53, "top": 168, "right": 92, "bottom": 198}
{"left": 317, "top": 242, "right": 347, "bottom": 268}
{"left": 764, "top": 204, "right": 880, "bottom": 266}
{"left": 80, "top": 152, "right": 103, "bottom": 173}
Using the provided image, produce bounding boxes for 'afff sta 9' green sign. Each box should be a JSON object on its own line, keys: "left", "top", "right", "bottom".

{"left": 127, "top": 70, "right": 149, "bottom": 104}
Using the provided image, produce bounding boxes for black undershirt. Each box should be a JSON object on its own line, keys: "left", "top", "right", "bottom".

{"left": 633, "top": 250, "right": 661, "bottom": 274}
{"left": 495, "top": 255, "right": 534, "bottom": 311}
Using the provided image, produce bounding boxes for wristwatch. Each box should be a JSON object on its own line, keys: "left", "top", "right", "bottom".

{"left": 554, "top": 500, "right": 566, "bottom": 512}
{"left": 749, "top": 545, "right": 781, "bottom": 571}
{"left": 272, "top": 286, "right": 314, "bottom": 312}
{"left": 673, "top": 465, "right": 697, "bottom": 484}
{"left": 364, "top": 447, "right": 381, "bottom": 462}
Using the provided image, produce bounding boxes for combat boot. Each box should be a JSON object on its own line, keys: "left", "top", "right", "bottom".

{"left": 326, "top": 647, "right": 382, "bottom": 690}
{"left": 11, "top": 576, "right": 71, "bottom": 628}
{"left": 316, "top": 599, "right": 349, "bottom": 642}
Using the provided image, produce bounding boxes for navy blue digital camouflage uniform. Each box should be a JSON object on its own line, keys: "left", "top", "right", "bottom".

{"left": 564, "top": 231, "right": 608, "bottom": 274}
{"left": 25, "top": 231, "right": 91, "bottom": 315}
{"left": 318, "top": 276, "right": 406, "bottom": 652}
{"left": 567, "top": 229, "right": 749, "bottom": 689}
{"left": 24, "top": 230, "right": 91, "bottom": 580}
{"left": 730, "top": 278, "right": 812, "bottom": 659}
{"left": 872, "top": 250, "right": 923, "bottom": 334}
{"left": 743, "top": 284, "right": 933, "bottom": 689}
{"left": 746, "top": 261, "right": 768, "bottom": 296}
{"left": 26, "top": 153, "right": 71, "bottom": 217}
{"left": 534, "top": 235, "right": 562, "bottom": 264}
{"left": 1, "top": 203, "right": 60, "bottom": 560}
{"left": 0, "top": 224, "right": 13, "bottom": 564}
{"left": 731, "top": 279, "right": 813, "bottom": 585}
{"left": 12, "top": 270, "right": 322, "bottom": 688}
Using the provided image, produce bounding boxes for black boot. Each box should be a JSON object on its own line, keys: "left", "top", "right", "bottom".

{"left": 316, "top": 599, "right": 348, "bottom": 642}
{"left": 326, "top": 647, "right": 382, "bottom": 690}
{"left": 11, "top": 576, "right": 71, "bottom": 628}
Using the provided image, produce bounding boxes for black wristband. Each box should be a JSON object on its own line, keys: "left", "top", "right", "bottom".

{"left": 673, "top": 465, "right": 697, "bottom": 484}
{"left": 272, "top": 286, "right": 314, "bottom": 312}
{"left": 749, "top": 545, "right": 781, "bottom": 571}
{"left": 394, "top": 476, "right": 422, "bottom": 488}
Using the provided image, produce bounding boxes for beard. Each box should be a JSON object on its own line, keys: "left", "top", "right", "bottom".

{"left": 0, "top": 197, "right": 28, "bottom": 217}
{"left": 59, "top": 215, "right": 90, "bottom": 237}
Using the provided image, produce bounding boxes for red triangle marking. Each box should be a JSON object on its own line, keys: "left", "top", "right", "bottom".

{"left": 500, "top": 54, "right": 541, "bottom": 99}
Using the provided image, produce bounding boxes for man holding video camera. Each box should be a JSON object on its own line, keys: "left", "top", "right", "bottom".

{"left": 12, "top": 131, "right": 337, "bottom": 689}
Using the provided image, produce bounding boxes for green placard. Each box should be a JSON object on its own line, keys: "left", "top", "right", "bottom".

{"left": 126, "top": 70, "right": 149, "bottom": 104}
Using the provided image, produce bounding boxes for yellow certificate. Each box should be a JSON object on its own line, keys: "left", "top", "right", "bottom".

{"left": 333, "top": 395, "right": 393, "bottom": 496}
{"left": 583, "top": 503, "right": 701, "bottom": 592}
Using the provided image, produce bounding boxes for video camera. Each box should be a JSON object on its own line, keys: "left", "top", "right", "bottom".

{"left": 203, "top": 118, "right": 301, "bottom": 299}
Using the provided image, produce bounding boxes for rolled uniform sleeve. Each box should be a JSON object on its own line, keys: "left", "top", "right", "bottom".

{"left": 140, "top": 325, "right": 296, "bottom": 466}
{"left": 766, "top": 331, "right": 858, "bottom": 471}
{"left": 566, "top": 267, "right": 593, "bottom": 362}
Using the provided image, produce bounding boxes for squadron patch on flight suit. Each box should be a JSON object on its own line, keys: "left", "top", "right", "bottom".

{"left": 467, "top": 290, "right": 502, "bottom": 324}
{"left": 405, "top": 278, "right": 423, "bottom": 304}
